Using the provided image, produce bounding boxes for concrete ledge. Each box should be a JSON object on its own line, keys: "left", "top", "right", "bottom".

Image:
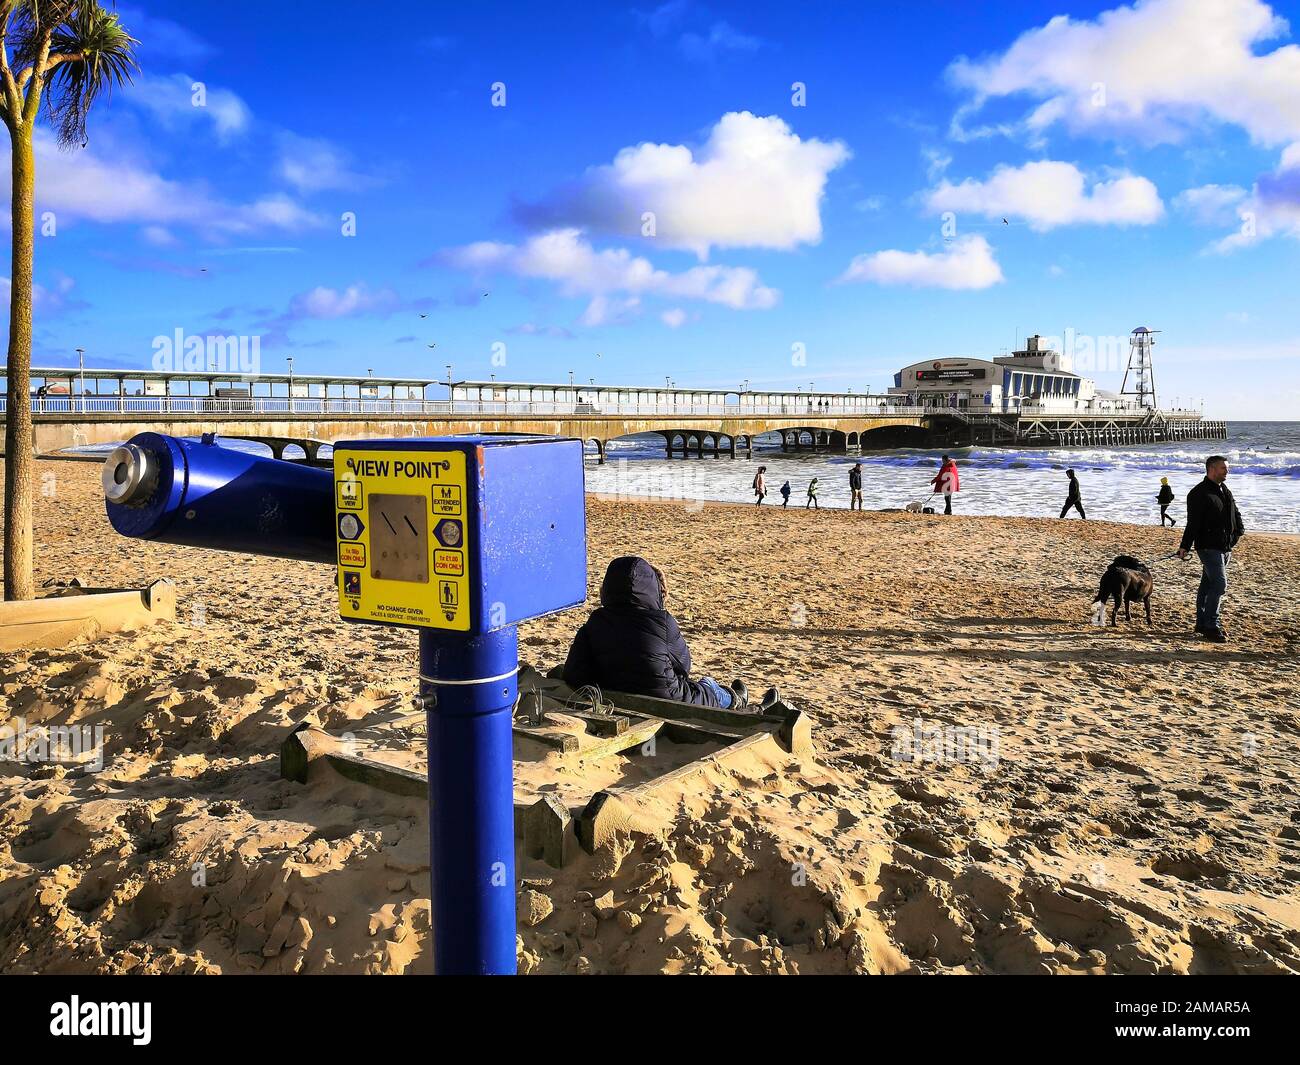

{"left": 0, "top": 579, "right": 175, "bottom": 651}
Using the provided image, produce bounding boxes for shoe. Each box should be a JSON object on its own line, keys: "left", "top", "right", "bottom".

{"left": 759, "top": 686, "right": 781, "bottom": 710}
{"left": 1205, "top": 628, "right": 1227, "bottom": 643}
{"left": 729, "top": 679, "right": 749, "bottom": 707}
{"left": 1194, "top": 623, "right": 1206, "bottom": 635}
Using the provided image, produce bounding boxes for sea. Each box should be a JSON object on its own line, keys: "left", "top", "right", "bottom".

{"left": 75, "top": 421, "right": 1300, "bottom": 535}
{"left": 583, "top": 421, "right": 1300, "bottom": 535}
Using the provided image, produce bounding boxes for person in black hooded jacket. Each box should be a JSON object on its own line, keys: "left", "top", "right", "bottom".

{"left": 563, "top": 556, "right": 751, "bottom": 708}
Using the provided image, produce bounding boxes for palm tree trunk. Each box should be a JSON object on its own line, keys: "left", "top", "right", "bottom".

{"left": 4, "top": 130, "right": 36, "bottom": 601}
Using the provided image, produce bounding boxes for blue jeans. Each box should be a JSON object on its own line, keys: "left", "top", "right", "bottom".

{"left": 697, "top": 676, "right": 733, "bottom": 708}
{"left": 1195, "top": 549, "right": 1231, "bottom": 630}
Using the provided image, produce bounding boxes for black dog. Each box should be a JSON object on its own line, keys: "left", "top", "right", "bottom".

{"left": 1091, "top": 554, "right": 1154, "bottom": 627}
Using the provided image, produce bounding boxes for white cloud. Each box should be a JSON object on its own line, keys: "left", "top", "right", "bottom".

{"left": 926, "top": 160, "right": 1164, "bottom": 229}
{"left": 506, "top": 322, "right": 574, "bottom": 338}
{"left": 580, "top": 295, "right": 641, "bottom": 328}
{"left": 923, "top": 147, "right": 952, "bottom": 181}
{"left": 515, "top": 111, "right": 849, "bottom": 259}
{"left": 287, "top": 283, "right": 403, "bottom": 319}
{"left": 1173, "top": 146, "right": 1300, "bottom": 249}
{"left": 837, "top": 235, "right": 1004, "bottom": 290}
{"left": 29, "top": 131, "right": 323, "bottom": 237}
{"left": 3, "top": 271, "right": 85, "bottom": 315}
{"left": 140, "top": 225, "right": 178, "bottom": 247}
{"left": 440, "top": 228, "right": 779, "bottom": 323}
{"left": 129, "top": 73, "right": 252, "bottom": 141}
{"left": 947, "top": 0, "right": 1300, "bottom": 147}
{"left": 1202, "top": 149, "right": 1300, "bottom": 250}
{"left": 661, "top": 307, "right": 687, "bottom": 328}
{"left": 117, "top": 6, "right": 214, "bottom": 64}
{"left": 276, "top": 132, "right": 373, "bottom": 193}
{"left": 679, "top": 22, "right": 762, "bottom": 62}
{"left": 1174, "top": 183, "right": 1250, "bottom": 225}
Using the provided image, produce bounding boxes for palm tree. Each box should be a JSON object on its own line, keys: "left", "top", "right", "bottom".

{"left": 2, "top": 2, "right": 136, "bottom": 600}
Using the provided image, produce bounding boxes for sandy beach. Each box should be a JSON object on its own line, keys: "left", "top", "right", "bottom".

{"left": 1, "top": 456, "right": 1298, "bottom": 975}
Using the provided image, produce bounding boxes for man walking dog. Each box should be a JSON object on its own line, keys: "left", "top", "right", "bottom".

{"left": 1177, "top": 455, "right": 1244, "bottom": 643}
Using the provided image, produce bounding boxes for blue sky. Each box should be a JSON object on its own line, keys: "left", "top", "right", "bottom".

{"left": 9, "top": 0, "right": 1300, "bottom": 417}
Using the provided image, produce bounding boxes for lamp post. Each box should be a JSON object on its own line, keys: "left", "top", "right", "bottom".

{"left": 286, "top": 356, "right": 294, "bottom": 414}
{"left": 76, "top": 347, "right": 85, "bottom": 413}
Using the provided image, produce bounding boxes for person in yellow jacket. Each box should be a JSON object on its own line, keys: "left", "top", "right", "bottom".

{"left": 1157, "top": 476, "right": 1176, "bottom": 526}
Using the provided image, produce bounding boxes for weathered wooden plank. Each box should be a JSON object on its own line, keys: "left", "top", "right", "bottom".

{"left": 0, "top": 580, "right": 175, "bottom": 651}
{"left": 325, "top": 751, "right": 428, "bottom": 798}
{"left": 524, "top": 794, "right": 574, "bottom": 868}
{"left": 619, "top": 711, "right": 748, "bottom": 745}
{"left": 564, "top": 710, "right": 628, "bottom": 737}
{"left": 575, "top": 732, "right": 782, "bottom": 854}
{"left": 615, "top": 731, "right": 778, "bottom": 799}
{"left": 568, "top": 717, "right": 663, "bottom": 763}
{"left": 545, "top": 677, "right": 785, "bottom": 730}
{"left": 512, "top": 725, "right": 580, "bottom": 753}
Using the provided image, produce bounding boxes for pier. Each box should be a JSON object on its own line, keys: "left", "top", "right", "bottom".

{"left": 0, "top": 368, "right": 1225, "bottom": 459}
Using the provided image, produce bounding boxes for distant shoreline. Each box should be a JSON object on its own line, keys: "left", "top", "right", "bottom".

{"left": 587, "top": 489, "right": 1300, "bottom": 542}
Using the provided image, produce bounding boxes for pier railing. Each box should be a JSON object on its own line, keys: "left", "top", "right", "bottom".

{"left": 4, "top": 394, "right": 1206, "bottom": 422}
{"left": 8, "top": 395, "right": 932, "bottom": 418}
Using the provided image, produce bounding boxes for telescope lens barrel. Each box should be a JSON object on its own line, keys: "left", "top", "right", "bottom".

{"left": 103, "top": 432, "right": 336, "bottom": 564}
{"left": 101, "top": 443, "right": 157, "bottom": 506}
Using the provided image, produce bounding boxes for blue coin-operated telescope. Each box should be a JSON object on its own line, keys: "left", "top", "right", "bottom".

{"left": 104, "top": 431, "right": 587, "bottom": 975}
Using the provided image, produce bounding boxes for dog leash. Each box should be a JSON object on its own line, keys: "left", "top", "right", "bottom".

{"left": 1146, "top": 550, "right": 1182, "bottom": 566}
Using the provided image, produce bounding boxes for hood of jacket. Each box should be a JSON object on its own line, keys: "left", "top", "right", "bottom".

{"left": 599, "top": 555, "right": 664, "bottom": 611}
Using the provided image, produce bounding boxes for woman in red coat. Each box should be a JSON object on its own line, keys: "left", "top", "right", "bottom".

{"left": 931, "top": 454, "right": 960, "bottom": 515}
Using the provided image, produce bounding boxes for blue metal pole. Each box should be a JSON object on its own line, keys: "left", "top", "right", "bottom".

{"left": 418, "top": 626, "right": 519, "bottom": 975}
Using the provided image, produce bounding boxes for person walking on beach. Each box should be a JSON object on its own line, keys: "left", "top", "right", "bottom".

{"left": 752, "top": 466, "right": 767, "bottom": 506}
{"left": 1059, "top": 468, "right": 1086, "bottom": 520}
{"left": 931, "top": 455, "right": 959, "bottom": 515}
{"left": 779, "top": 480, "right": 791, "bottom": 508}
{"left": 1157, "top": 477, "right": 1176, "bottom": 526}
{"left": 1177, "top": 455, "right": 1244, "bottom": 644}
{"left": 806, "top": 478, "right": 820, "bottom": 509}
{"left": 849, "top": 462, "right": 864, "bottom": 511}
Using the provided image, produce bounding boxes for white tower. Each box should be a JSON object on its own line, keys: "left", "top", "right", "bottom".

{"left": 1121, "top": 326, "right": 1160, "bottom": 409}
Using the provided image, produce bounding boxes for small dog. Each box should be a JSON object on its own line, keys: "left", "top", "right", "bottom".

{"left": 1091, "top": 554, "right": 1154, "bottom": 627}
{"left": 905, "top": 501, "right": 925, "bottom": 513}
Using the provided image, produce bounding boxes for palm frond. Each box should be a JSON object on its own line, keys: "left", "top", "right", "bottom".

{"left": 43, "top": 2, "right": 138, "bottom": 146}
{"left": 8, "top": 1, "right": 80, "bottom": 74}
